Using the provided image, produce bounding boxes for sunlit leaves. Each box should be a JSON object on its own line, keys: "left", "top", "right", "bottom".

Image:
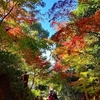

{"left": 74, "top": 0, "right": 100, "bottom": 18}
{"left": 21, "top": 22, "right": 49, "bottom": 39}
{"left": 51, "top": 0, "right": 100, "bottom": 98}
{"left": 0, "top": 0, "right": 45, "bottom": 25}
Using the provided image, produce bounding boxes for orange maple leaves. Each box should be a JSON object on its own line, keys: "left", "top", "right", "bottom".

{"left": 94, "top": 10, "right": 100, "bottom": 25}
{"left": 52, "top": 9, "right": 100, "bottom": 80}
{"left": 7, "top": 26, "right": 24, "bottom": 36}
{"left": 52, "top": 9, "right": 100, "bottom": 42}
{"left": 62, "top": 35, "right": 85, "bottom": 48}
{"left": 53, "top": 61, "right": 68, "bottom": 72}
{"left": 53, "top": 61, "right": 76, "bottom": 81}
{"left": 25, "top": 49, "right": 49, "bottom": 68}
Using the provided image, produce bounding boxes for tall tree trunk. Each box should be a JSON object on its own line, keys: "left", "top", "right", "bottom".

{"left": 30, "top": 77, "right": 35, "bottom": 90}
{"left": 91, "top": 95, "right": 95, "bottom": 100}
{"left": 83, "top": 83, "right": 89, "bottom": 100}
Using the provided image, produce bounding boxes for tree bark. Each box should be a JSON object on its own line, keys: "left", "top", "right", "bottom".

{"left": 83, "top": 83, "right": 89, "bottom": 100}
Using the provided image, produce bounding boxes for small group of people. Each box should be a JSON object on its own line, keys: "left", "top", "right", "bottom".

{"left": 47, "top": 89, "right": 59, "bottom": 100}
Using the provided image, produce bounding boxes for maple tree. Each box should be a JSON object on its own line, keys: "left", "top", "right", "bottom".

{"left": 0, "top": 0, "right": 51, "bottom": 68}
{"left": 1, "top": 0, "right": 100, "bottom": 99}
{"left": 0, "top": 0, "right": 45, "bottom": 24}
{"left": 0, "top": 0, "right": 53, "bottom": 99}
{"left": 50, "top": 0, "right": 100, "bottom": 100}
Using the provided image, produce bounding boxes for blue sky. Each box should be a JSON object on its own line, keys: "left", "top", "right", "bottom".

{"left": 36, "top": 0, "right": 58, "bottom": 65}
{"left": 37, "top": 0, "right": 77, "bottom": 65}
{"left": 37, "top": 0, "right": 58, "bottom": 38}
{"left": 37, "top": 0, "right": 77, "bottom": 38}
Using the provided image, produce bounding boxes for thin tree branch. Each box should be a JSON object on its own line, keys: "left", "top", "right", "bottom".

{"left": 0, "top": 3, "right": 17, "bottom": 25}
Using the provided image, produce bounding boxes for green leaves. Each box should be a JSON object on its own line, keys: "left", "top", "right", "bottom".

{"left": 74, "top": 0, "right": 100, "bottom": 18}
{"left": 0, "top": 50, "right": 22, "bottom": 75}
{"left": 21, "top": 22, "right": 49, "bottom": 39}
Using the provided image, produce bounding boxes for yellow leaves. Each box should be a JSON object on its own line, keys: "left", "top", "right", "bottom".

{"left": 6, "top": 19, "right": 17, "bottom": 26}
{"left": 80, "top": 72, "right": 89, "bottom": 78}
{"left": 77, "top": 77, "right": 84, "bottom": 84}
{"left": 53, "top": 46, "right": 67, "bottom": 57}
{"left": 6, "top": 0, "right": 17, "bottom": 8}
{"left": 89, "top": 76, "right": 96, "bottom": 83}
{"left": 43, "top": 38, "right": 54, "bottom": 44}
{"left": 56, "top": 47, "right": 66, "bottom": 52}
{"left": 0, "top": 8, "right": 4, "bottom": 15}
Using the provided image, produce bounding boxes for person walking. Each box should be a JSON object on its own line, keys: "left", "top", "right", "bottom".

{"left": 47, "top": 90, "right": 55, "bottom": 100}
{"left": 52, "top": 90, "right": 59, "bottom": 100}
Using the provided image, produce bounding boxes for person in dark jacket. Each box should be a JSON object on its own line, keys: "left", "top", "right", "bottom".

{"left": 53, "top": 90, "right": 59, "bottom": 100}
{"left": 47, "top": 90, "right": 55, "bottom": 100}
